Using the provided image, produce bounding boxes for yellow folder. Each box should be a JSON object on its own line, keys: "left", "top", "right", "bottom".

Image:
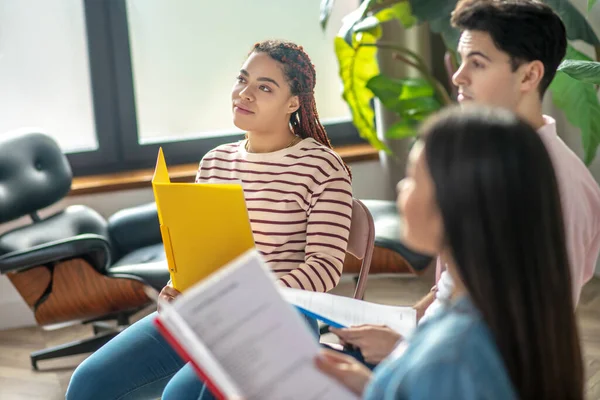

{"left": 151, "top": 148, "right": 255, "bottom": 292}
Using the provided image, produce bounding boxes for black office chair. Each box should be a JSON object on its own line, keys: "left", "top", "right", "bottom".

{"left": 0, "top": 131, "right": 170, "bottom": 369}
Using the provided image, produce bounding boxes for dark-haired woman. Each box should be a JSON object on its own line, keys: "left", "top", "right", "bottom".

{"left": 318, "top": 105, "right": 584, "bottom": 400}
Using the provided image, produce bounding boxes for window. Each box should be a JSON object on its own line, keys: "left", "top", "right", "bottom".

{"left": 1, "top": 0, "right": 362, "bottom": 176}
{"left": 125, "top": 0, "right": 355, "bottom": 144}
{"left": 0, "top": 0, "right": 97, "bottom": 153}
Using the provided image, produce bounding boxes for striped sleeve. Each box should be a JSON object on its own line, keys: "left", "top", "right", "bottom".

{"left": 278, "top": 169, "right": 353, "bottom": 292}
{"left": 194, "top": 152, "right": 211, "bottom": 183}
{"left": 194, "top": 161, "right": 203, "bottom": 182}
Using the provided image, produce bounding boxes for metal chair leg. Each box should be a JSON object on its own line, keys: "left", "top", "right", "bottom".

{"left": 30, "top": 330, "right": 121, "bottom": 370}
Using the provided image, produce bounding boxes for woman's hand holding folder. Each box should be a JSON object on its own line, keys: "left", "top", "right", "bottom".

{"left": 157, "top": 283, "right": 182, "bottom": 313}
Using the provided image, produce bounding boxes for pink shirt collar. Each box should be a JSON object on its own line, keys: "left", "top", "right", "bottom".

{"left": 537, "top": 115, "right": 557, "bottom": 138}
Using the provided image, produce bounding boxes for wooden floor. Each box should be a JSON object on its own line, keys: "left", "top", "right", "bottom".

{"left": 0, "top": 272, "right": 599, "bottom": 399}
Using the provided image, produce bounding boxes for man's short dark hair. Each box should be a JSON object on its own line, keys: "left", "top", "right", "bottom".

{"left": 451, "top": 0, "right": 567, "bottom": 96}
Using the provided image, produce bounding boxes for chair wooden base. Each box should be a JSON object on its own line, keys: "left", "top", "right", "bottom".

{"left": 7, "top": 258, "right": 151, "bottom": 326}
{"left": 343, "top": 246, "right": 422, "bottom": 276}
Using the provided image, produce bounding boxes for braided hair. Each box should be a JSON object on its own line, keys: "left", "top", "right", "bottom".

{"left": 251, "top": 40, "right": 352, "bottom": 179}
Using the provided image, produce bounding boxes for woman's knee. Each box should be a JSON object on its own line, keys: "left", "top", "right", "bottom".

{"left": 162, "top": 363, "right": 204, "bottom": 400}
{"left": 66, "top": 312, "right": 183, "bottom": 399}
{"left": 66, "top": 354, "right": 111, "bottom": 400}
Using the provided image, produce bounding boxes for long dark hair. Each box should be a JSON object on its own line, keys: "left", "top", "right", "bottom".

{"left": 250, "top": 40, "right": 351, "bottom": 178}
{"left": 422, "top": 105, "right": 583, "bottom": 399}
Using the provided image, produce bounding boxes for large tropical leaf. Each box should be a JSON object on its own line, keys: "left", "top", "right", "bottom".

{"left": 557, "top": 59, "right": 600, "bottom": 84}
{"left": 352, "top": 2, "right": 416, "bottom": 35}
{"left": 366, "top": 75, "right": 442, "bottom": 139}
{"left": 386, "top": 120, "right": 420, "bottom": 139}
{"left": 407, "top": 0, "right": 459, "bottom": 48}
{"left": 339, "top": 0, "right": 378, "bottom": 46}
{"left": 334, "top": 1, "right": 422, "bottom": 150}
{"left": 365, "top": 74, "right": 405, "bottom": 110}
{"left": 544, "top": 0, "right": 600, "bottom": 48}
{"left": 335, "top": 34, "right": 387, "bottom": 151}
{"left": 549, "top": 46, "right": 600, "bottom": 164}
{"left": 320, "top": 0, "right": 336, "bottom": 30}
{"left": 408, "top": 0, "right": 456, "bottom": 22}
{"left": 429, "top": 15, "right": 460, "bottom": 50}
{"left": 375, "top": 2, "right": 417, "bottom": 27}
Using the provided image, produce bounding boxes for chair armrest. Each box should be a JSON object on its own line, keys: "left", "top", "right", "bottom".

{"left": 107, "top": 202, "right": 162, "bottom": 258}
{"left": 0, "top": 234, "right": 111, "bottom": 275}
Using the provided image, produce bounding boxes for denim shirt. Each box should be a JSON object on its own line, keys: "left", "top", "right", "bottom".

{"left": 364, "top": 296, "right": 517, "bottom": 400}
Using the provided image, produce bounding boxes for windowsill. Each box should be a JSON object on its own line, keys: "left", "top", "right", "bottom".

{"left": 70, "top": 143, "right": 379, "bottom": 196}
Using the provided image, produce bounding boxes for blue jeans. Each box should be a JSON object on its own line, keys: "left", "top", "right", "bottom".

{"left": 66, "top": 311, "right": 319, "bottom": 400}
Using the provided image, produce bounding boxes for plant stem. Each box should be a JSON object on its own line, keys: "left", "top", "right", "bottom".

{"left": 362, "top": 41, "right": 422, "bottom": 66}
{"left": 392, "top": 53, "right": 421, "bottom": 71}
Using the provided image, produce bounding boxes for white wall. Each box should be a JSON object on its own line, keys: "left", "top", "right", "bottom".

{"left": 0, "top": 160, "right": 390, "bottom": 330}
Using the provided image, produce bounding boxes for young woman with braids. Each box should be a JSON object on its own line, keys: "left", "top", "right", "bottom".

{"left": 65, "top": 40, "right": 353, "bottom": 400}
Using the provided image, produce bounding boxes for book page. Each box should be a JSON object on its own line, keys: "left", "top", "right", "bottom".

{"left": 158, "top": 304, "right": 243, "bottom": 399}
{"left": 280, "top": 288, "right": 417, "bottom": 337}
{"left": 161, "top": 250, "right": 358, "bottom": 400}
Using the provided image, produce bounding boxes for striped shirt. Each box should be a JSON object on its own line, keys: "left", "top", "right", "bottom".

{"left": 195, "top": 137, "right": 353, "bottom": 292}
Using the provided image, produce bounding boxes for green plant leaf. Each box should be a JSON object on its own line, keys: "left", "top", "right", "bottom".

{"left": 408, "top": 0, "right": 456, "bottom": 22}
{"left": 399, "top": 78, "right": 435, "bottom": 99}
{"left": 320, "top": 0, "right": 336, "bottom": 30}
{"left": 549, "top": 46, "right": 600, "bottom": 165}
{"left": 557, "top": 59, "right": 600, "bottom": 84}
{"left": 353, "top": 16, "right": 381, "bottom": 34}
{"left": 334, "top": 35, "right": 388, "bottom": 151}
{"left": 405, "top": 0, "right": 460, "bottom": 50}
{"left": 365, "top": 74, "right": 404, "bottom": 110}
{"left": 375, "top": 2, "right": 417, "bottom": 28}
{"left": 551, "top": 72, "right": 600, "bottom": 164}
{"left": 429, "top": 15, "right": 461, "bottom": 50}
{"left": 385, "top": 120, "right": 420, "bottom": 140}
{"left": 366, "top": 75, "right": 440, "bottom": 117}
{"left": 396, "top": 97, "right": 441, "bottom": 118}
{"left": 338, "top": 0, "right": 378, "bottom": 46}
{"left": 343, "top": 1, "right": 417, "bottom": 40}
{"left": 544, "top": 0, "right": 600, "bottom": 47}
{"left": 589, "top": 0, "right": 598, "bottom": 11}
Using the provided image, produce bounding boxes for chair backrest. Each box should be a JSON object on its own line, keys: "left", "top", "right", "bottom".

{"left": 0, "top": 130, "right": 72, "bottom": 224}
{"left": 346, "top": 198, "right": 375, "bottom": 300}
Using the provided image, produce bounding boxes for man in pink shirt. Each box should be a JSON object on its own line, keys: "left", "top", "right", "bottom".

{"left": 419, "top": 0, "right": 600, "bottom": 324}
{"left": 331, "top": 0, "right": 600, "bottom": 362}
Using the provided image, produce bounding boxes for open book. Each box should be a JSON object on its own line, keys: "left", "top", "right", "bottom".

{"left": 280, "top": 288, "right": 417, "bottom": 337}
{"left": 154, "top": 249, "right": 359, "bottom": 400}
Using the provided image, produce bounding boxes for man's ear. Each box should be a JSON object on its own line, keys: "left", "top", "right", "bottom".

{"left": 288, "top": 95, "right": 300, "bottom": 114}
{"left": 520, "top": 60, "right": 545, "bottom": 93}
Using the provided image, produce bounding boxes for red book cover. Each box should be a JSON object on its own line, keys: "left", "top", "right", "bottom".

{"left": 153, "top": 316, "right": 227, "bottom": 400}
